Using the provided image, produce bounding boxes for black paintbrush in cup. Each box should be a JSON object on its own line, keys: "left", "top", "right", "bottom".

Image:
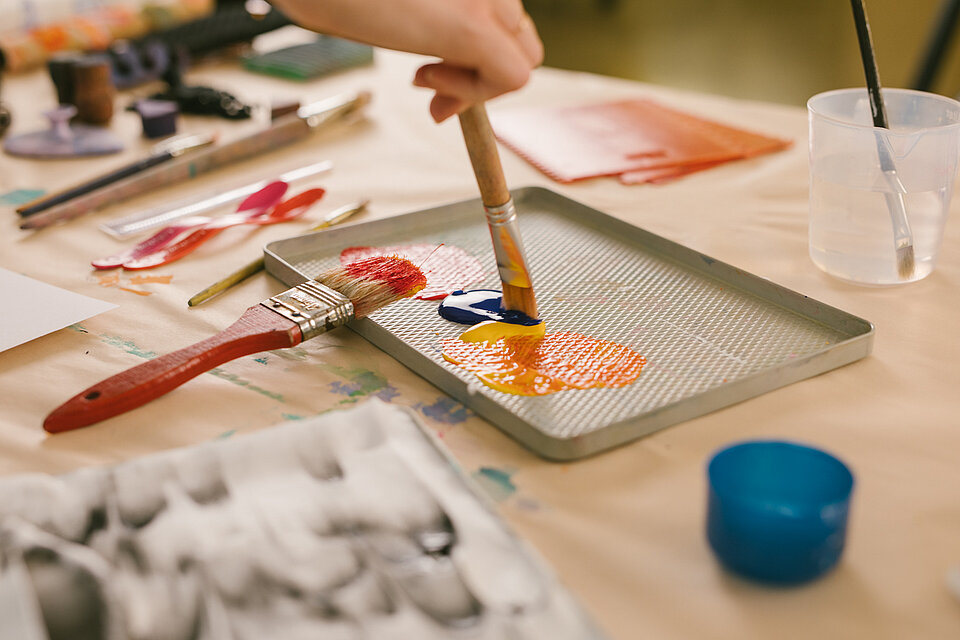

{"left": 850, "top": 0, "right": 915, "bottom": 279}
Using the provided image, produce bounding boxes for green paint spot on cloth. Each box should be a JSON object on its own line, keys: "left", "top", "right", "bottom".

{"left": 325, "top": 365, "right": 399, "bottom": 402}
{"left": 100, "top": 334, "right": 158, "bottom": 359}
{"left": 472, "top": 466, "right": 518, "bottom": 502}
{"left": 0, "top": 188, "right": 45, "bottom": 206}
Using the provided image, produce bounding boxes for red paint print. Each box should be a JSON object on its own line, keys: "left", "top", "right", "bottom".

{"left": 340, "top": 243, "right": 485, "bottom": 300}
{"left": 342, "top": 256, "right": 428, "bottom": 297}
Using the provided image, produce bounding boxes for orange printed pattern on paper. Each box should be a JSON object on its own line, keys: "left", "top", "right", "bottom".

{"left": 491, "top": 98, "right": 791, "bottom": 184}
{"left": 441, "top": 321, "right": 646, "bottom": 396}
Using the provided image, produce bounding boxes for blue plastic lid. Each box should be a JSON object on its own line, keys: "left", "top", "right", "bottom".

{"left": 706, "top": 440, "right": 854, "bottom": 585}
{"left": 709, "top": 440, "right": 854, "bottom": 513}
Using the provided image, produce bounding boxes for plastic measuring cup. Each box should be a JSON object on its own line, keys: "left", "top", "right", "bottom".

{"left": 807, "top": 88, "right": 960, "bottom": 285}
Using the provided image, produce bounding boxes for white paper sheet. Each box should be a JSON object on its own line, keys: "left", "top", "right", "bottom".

{"left": 0, "top": 268, "right": 117, "bottom": 353}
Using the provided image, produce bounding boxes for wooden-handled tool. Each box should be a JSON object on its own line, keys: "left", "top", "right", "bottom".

{"left": 458, "top": 103, "right": 538, "bottom": 319}
{"left": 43, "top": 257, "right": 426, "bottom": 433}
{"left": 850, "top": 0, "right": 915, "bottom": 279}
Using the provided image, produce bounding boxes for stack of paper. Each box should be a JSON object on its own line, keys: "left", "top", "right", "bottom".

{"left": 492, "top": 98, "right": 790, "bottom": 184}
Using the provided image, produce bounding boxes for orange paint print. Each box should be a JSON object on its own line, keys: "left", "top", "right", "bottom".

{"left": 441, "top": 321, "right": 646, "bottom": 396}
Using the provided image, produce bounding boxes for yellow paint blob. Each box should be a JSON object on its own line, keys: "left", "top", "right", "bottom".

{"left": 457, "top": 319, "right": 546, "bottom": 343}
{"left": 441, "top": 321, "right": 645, "bottom": 396}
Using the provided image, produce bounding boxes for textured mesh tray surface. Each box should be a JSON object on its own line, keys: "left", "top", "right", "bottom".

{"left": 266, "top": 188, "right": 871, "bottom": 459}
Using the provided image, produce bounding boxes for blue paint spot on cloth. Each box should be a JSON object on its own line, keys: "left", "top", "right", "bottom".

{"left": 417, "top": 397, "right": 471, "bottom": 424}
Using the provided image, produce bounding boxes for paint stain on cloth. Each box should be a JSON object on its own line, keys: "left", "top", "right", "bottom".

{"left": 0, "top": 188, "right": 45, "bottom": 205}
{"left": 471, "top": 466, "right": 518, "bottom": 502}
{"left": 416, "top": 397, "right": 472, "bottom": 424}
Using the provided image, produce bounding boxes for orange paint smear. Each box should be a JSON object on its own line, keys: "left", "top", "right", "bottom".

{"left": 128, "top": 275, "right": 173, "bottom": 285}
{"left": 117, "top": 286, "right": 153, "bottom": 297}
{"left": 442, "top": 327, "right": 645, "bottom": 396}
{"left": 96, "top": 273, "right": 120, "bottom": 287}
{"left": 96, "top": 272, "right": 173, "bottom": 296}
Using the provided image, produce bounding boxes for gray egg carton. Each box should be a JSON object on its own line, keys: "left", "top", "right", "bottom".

{"left": 0, "top": 401, "right": 605, "bottom": 639}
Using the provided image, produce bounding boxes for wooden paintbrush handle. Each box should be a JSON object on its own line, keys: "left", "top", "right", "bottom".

{"left": 458, "top": 103, "right": 539, "bottom": 319}
{"left": 43, "top": 305, "right": 302, "bottom": 434}
{"left": 458, "top": 103, "right": 511, "bottom": 207}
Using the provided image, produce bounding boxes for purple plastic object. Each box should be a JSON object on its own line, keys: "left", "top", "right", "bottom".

{"left": 2, "top": 105, "right": 123, "bottom": 158}
{"left": 136, "top": 99, "right": 179, "bottom": 138}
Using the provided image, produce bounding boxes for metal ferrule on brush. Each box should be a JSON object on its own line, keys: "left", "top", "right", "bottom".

{"left": 262, "top": 281, "right": 354, "bottom": 341}
{"left": 485, "top": 199, "right": 533, "bottom": 288}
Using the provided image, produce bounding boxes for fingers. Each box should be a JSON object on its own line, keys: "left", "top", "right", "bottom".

{"left": 429, "top": 94, "right": 468, "bottom": 123}
{"left": 404, "top": 0, "right": 544, "bottom": 122}
{"left": 511, "top": 13, "right": 545, "bottom": 68}
{"left": 412, "top": 3, "right": 543, "bottom": 122}
{"left": 414, "top": 63, "right": 485, "bottom": 122}
{"left": 414, "top": 64, "right": 476, "bottom": 100}
{"left": 475, "top": 1, "right": 542, "bottom": 95}
{"left": 491, "top": 0, "right": 543, "bottom": 67}
{"left": 414, "top": 58, "right": 527, "bottom": 122}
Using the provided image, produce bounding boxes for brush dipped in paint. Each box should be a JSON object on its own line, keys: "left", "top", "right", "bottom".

{"left": 850, "top": 0, "right": 916, "bottom": 279}
{"left": 458, "top": 104, "right": 538, "bottom": 319}
{"left": 43, "top": 256, "right": 426, "bottom": 433}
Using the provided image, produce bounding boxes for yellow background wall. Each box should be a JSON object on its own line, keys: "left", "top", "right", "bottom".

{"left": 526, "top": 0, "right": 960, "bottom": 105}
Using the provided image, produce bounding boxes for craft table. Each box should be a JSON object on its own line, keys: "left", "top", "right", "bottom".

{"left": 2, "top": 27, "right": 958, "bottom": 640}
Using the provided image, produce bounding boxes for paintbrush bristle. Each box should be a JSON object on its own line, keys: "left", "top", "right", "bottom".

{"left": 896, "top": 244, "right": 916, "bottom": 280}
{"left": 315, "top": 256, "right": 427, "bottom": 318}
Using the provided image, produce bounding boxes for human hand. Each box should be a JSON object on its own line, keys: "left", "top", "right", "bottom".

{"left": 268, "top": 0, "right": 543, "bottom": 122}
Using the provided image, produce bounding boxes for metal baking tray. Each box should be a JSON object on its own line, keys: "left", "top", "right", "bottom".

{"left": 265, "top": 187, "right": 874, "bottom": 461}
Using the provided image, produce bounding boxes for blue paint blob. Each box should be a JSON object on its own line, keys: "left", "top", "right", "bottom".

{"left": 438, "top": 289, "right": 540, "bottom": 326}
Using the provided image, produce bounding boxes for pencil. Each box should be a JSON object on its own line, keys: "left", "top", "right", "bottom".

{"left": 187, "top": 199, "right": 369, "bottom": 306}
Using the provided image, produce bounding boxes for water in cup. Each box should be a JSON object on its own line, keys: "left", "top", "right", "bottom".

{"left": 809, "top": 155, "right": 948, "bottom": 285}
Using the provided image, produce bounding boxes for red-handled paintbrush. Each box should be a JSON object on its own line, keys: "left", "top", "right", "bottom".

{"left": 44, "top": 256, "right": 426, "bottom": 433}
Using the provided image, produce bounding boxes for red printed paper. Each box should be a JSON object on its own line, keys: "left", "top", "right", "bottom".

{"left": 491, "top": 98, "right": 790, "bottom": 184}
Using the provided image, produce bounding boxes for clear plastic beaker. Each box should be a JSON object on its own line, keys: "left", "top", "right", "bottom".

{"left": 807, "top": 88, "right": 960, "bottom": 285}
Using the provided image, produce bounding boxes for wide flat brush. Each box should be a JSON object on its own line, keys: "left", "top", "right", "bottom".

{"left": 458, "top": 103, "right": 538, "bottom": 318}
{"left": 43, "top": 256, "right": 426, "bottom": 433}
{"left": 850, "top": 0, "right": 916, "bottom": 279}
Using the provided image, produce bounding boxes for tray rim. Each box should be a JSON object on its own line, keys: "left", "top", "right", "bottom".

{"left": 264, "top": 186, "right": 875, "bottom": 461}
